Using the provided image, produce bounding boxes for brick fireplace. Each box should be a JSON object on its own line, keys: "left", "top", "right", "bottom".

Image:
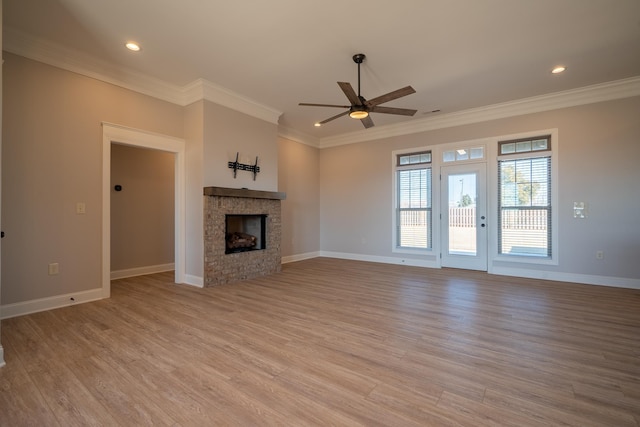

{"left": 203, "top": 187, "right": 285, "bottom": 286}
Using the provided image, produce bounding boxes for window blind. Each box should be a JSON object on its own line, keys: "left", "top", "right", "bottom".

{"left": 498, "top": 156, "right": 551, "bottom": 257}
{"left": 397, "top": 168, "right": 432, "bottom": 248}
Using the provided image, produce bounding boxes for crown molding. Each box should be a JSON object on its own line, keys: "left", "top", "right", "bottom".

{"left": 183, "top": 79, "right": 282, "bottom": 124}
{"left": 277, "top": 125, "right": 320, "bottom": 148}
{"left": 3, "top": 26, "right": 187, "bottom": 105}
{"left": 3, "top": 26, "right": 282, "bottom": 124}
{"left": 5, "top": 26, "right": 639, "bottom": 147}
{"left": 318, "top": 75, "right": 640, "bottom": 148}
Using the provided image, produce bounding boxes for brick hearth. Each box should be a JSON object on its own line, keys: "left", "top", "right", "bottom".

{"left": 203, "top": 187, "right": 285, "bottom": 286}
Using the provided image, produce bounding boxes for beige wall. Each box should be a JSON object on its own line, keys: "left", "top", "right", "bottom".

{"left": 278, "top": 137, "right": 320, "bottom": 258}
{"left": 183, "top": 101, "right": 205, "bottom": 281}
{"left": 1, "top": 52, "right": 287, "bottom": 307}
{"left": 203, "top": 101, "right": 279, "bottom": 192}
{"left": 319, "top": 96, "right": 640, "bottom": 282}
{"left": 110, "top": 144, "right": 174, "bottom": 271}
{"left": 2, "top": 45, "right": 637, "bottom": 315}
{"left": 1, "top": 53, "right": 184, "bottom": 304}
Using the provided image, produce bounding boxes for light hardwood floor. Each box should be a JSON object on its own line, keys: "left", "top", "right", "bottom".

{"left": 1, "top": 257, "right": 639, "bottom": 426}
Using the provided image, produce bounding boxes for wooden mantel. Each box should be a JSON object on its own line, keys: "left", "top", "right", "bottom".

{"left": 203, "top": 186, "right": 286, "bottom": 200}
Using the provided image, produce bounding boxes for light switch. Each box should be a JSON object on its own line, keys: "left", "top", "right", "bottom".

{"left": 48, "top": 263, "right": 59, "bottom": 275}
{"left": 76, "top": 202, "right": 86, "bottom": 214}
{"left": 573, "top": 202, "right": 587, "bottom": 219}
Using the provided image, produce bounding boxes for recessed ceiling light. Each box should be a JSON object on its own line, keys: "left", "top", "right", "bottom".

{"left": 125, "top": 42, "right": 141, "bottom": 52}
{"left": 551, "top": 66, "right": 566, "bottom": 74}
{"left": 314, "top": 122, "right": 321, "bottom": 127}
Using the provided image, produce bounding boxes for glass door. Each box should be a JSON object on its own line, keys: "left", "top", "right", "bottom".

{"left": 441, "top": 163, "right": 487, "bottom": 270}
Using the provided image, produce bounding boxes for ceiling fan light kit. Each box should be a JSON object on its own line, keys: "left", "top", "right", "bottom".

{"left": 299, "top": 53, "right": 417, "bottom": 129}
{"left": 349, "top": 107, "right": 369, "bottom": 119}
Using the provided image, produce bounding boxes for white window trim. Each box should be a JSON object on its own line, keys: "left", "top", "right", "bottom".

{"left": 489, "top": 128, "right": 559, "bottom": 266}
{"left": 391, "top": 130, "right": 557, "bottom": 268}
{"left": 392, "top": 147, "right": 434, "bottom": 255}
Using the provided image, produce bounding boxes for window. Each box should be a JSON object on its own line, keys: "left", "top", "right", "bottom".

{"left": 443, "top": 146, "right": 485, "bottom": 163}
{"left": 398, "top": 152, "right": 431, "bottom": 165}
{"left": 498, "top": 135, "right": 552, "bottom": 258}
{"left": 396, "top": 151, "right": 432, "bottom": 249}
{"left": 499, "top": 135, "right": 549, "bottom": 155}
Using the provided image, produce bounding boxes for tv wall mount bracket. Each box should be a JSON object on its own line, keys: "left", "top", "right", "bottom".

{"left": 228, "top": 152, "right": 260, "bottom": 180}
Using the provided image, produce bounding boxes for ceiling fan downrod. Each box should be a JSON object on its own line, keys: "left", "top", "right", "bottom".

{"left": 353, "top": 53, "right": 366, "bottom": 98}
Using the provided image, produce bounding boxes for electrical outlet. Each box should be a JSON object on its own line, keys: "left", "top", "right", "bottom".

{"left": 48, "top": 263, "right": 59, "bottom": 275}
{"left": 76, "top": 202, "right": 86, "bottom": 214}
{"left": 596, "top": 251, "right": 604, "bottom": 260}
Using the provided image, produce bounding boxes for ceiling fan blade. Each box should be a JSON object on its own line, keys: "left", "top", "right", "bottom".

{"left": 360, "top": 116, "right": 374, "bottom": 129}
{"left": 365, "top": 86, "right": 416, "bottom": 107}
{"left": 337, "top": 82, "right": 362, "bottom": 106}
{"left": 319, "top": 110, "right": 350, "bottom": 124}
{"left": 370, "top": 106, "right": 418, "bottom": 116}
{"left": 299, "top": 103, "right": 351, "bottom": 108}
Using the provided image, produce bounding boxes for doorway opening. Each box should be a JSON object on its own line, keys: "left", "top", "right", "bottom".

{"left": 102, "top": 123, "right": 186, "bottom": 298}
{"left": 110, "top": 144, "right": 175, "bottom": 277}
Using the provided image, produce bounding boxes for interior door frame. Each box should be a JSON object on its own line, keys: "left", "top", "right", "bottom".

{"left": 102, "top": 123, "right": 186, "bottom": 298}
{"left": 0, "top": 18, "right": 5, "bottom": 367}
{"left": 440, "top": 162, "right": 488, "bottom": 271}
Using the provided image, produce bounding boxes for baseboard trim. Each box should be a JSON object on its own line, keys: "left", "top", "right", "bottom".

{"left": 110, "top": 263, "right": 175, "bottom": 280}
{"left": 2, "top": 259, "right": 633, "bottom": 322}
{"left": 319, "top": 251, "right": 440, "bottom": 269}
{"left": 282, "top": 251, "right": 321, "bottom": 264}
{"left": 490, "top": 266, "right": 640, "bottom": 290}
{"left": 183, "top": 274, "right": 204, "bottom": 288}
{"left": 0, "top": 288, "right": 104, "bottom": 320}
{"left": 316, "top": 251, "right": 639, "bottom": 289}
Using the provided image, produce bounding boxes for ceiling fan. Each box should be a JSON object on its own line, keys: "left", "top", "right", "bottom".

{"left": 299, "top": 53, "right": 417, "bottom": 129}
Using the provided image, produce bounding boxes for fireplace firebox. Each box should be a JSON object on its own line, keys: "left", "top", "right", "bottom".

{"left": 225, "top": 214, "right": 266, "bottom": 254}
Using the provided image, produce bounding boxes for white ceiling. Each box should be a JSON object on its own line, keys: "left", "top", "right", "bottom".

{"left": 4, "top": 0, "right": 640, "bottom": 143}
